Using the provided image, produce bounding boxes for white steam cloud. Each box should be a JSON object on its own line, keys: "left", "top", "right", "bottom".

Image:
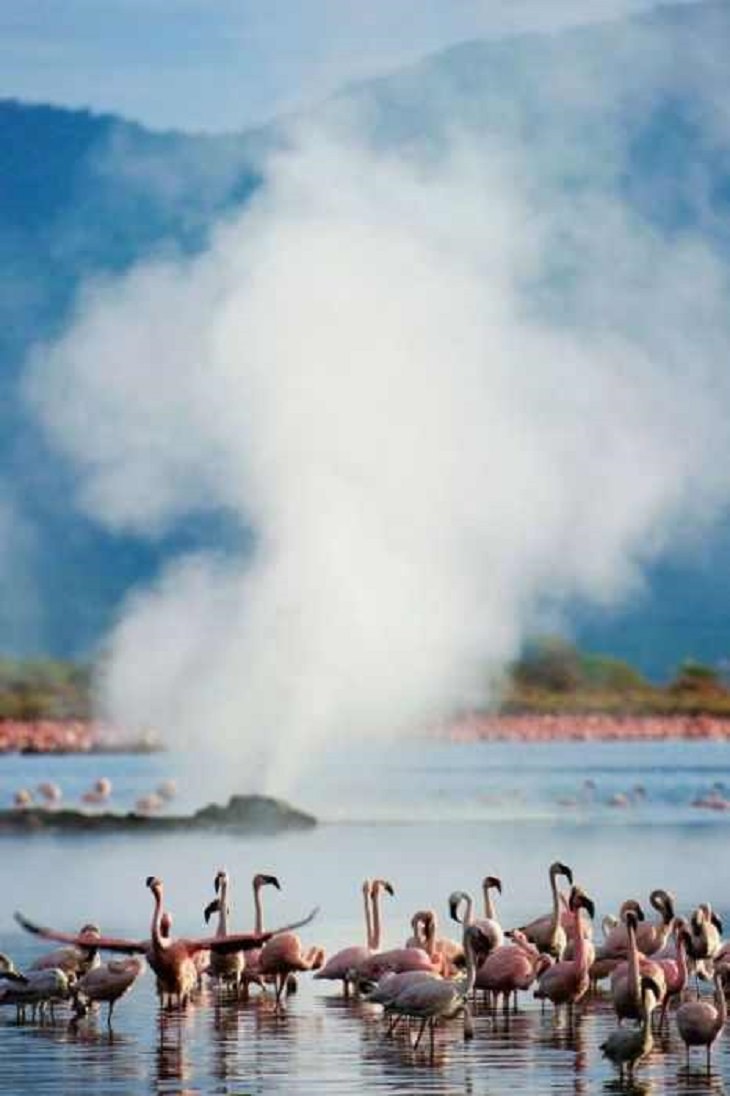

{"left": 24, "top": 106, "right": 730, "bottom": 792}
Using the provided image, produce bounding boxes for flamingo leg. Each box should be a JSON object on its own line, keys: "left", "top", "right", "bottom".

{"left": 413, "top": 1017, "right": 428, "bottom": 1049}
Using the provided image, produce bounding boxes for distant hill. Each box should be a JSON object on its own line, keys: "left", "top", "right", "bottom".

{"left": 2, "top": 0, "right": 730, "bottom": 678}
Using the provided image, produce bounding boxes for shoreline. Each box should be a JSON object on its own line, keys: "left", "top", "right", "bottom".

{"left": 3, "top": 714, "right": 730, "bottom": 755}
{"left": 0, "top": 719, "right": 160, "bottom": 755}
{"left": 444, "top": 712, "right": 730, "bottom": 743}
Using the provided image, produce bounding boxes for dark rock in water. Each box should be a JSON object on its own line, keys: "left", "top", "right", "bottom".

{"left": 0, "top": 794, "right": 316, "bottom": 835}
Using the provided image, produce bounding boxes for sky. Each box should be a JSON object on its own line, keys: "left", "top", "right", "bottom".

{"left": 0, "top": 0, "right": 702, "bottom": 133}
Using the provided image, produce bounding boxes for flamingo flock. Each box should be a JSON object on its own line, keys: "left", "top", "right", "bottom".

{"left": 4, "top": 863, "right": 730, "bottom": 1081}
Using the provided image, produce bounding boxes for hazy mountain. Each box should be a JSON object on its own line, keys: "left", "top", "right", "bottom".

{"left": 2, "top": 0, "right": 730, "bottom": 678}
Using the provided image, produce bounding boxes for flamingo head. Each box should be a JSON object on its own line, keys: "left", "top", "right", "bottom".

{"left": 624, "top": 909, "right": 639, "bottom": 933}
{"left": 214, "top": 869, "right": 229, "bottom": 895}
{"left": 448, "top": 890, "right": 470, "bottom": 924}
{"left": 204, "top": 898, "right": 221, "bottom": 924}
{"left": 371, "top": 879, "right": 394, "bottom": 898}
{"left": 550, "top": 862, "right": 573, "bottom": 884}
{"left": 568, "top": 886, "right": 595, "bottom": 919}
{"left": 146, "top": 876, "right": 163, "bottom": 900}
{"left": 482, "top": 875, "right": 502, "bottom": 893}
{"left": 649, "top": 888, "right": 675, "bottom": 924}
{"left": 253, "top": 873, "right": 281, "bottom": 891}
{"left": 619, "top": 899, "right": 645, "bottom": 923}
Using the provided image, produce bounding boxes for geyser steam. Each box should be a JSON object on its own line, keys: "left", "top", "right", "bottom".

{"left": 25, "top": 124, "right": 730, "bottom": 793}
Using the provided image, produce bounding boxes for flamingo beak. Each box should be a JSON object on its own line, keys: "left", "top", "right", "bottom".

{"left": 383, "top": 882, "right": 395, "bottom": 897}
{"left": 559, "top": 863, "right": 573, "bottom": 884}
{"left": 449, "top": 897, "right": 462, "bottom": 923}
{"left": 145, "top": 876, "right": 157, "bottom": 889}
{"left": 581, "top": 895, "right": 596, "bottom": 919}
{"left": 485, "top": 876, "right": 502, "bottom": 893}
{"left": 262, "top": 874, "right": 281, "bottom": 890}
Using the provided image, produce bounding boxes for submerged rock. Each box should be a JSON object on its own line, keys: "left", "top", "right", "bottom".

{"left": 0, "top": 794, "right": 316, "bottom": 835}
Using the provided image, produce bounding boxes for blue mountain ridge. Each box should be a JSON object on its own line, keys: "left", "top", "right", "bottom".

{"left": 2, "top": 1, "right": 730, "bottom": 679}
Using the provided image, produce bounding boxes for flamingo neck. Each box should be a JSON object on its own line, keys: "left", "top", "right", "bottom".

{"left": 218, "top": 878, "right": 230, "bottom": 937}
{"left": 462, "top": 930, "right": 480, "bottom": 996}
{"left": 462, "top": 894, "right": 474, "bottom": 926}
{"left": 715, "top": 976, "right": 727, "bottom": 1030}
{"left": 483, "top": 884, "right": 496, "bottom": 921}
{"left": 370, "top": 886, "right": 383, "bottom": 951}
{"left": 627, "top": 920, "right": 640, "bottom": 993}
{"left": 571, "top": 906, "right": 589, "bottom": 972}
{"left": 150, "top": 886, "right": 168, "bottom": 952}
{"left": 253, "top": 880, "right": 264, "bottom": 934}
{"left": 363, "top": 882, "right": 374, "bottom": 950}
{"left": 549, "top": 871, "right": 563, "bottom": 950}
{"left": 676, "top": 935, "right": 688, "bottom": 985}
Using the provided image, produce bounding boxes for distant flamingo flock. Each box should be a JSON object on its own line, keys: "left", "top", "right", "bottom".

{"left": 2, "top": 864, "right": 730, "bottom": 1079}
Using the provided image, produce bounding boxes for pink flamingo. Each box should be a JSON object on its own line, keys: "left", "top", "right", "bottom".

{"left": 204, "top": 868, "right": 245, "bottom": 991}
{"left": 14, "top": 876, "right": 317, "bottom": 1009}
{"left": 314, "top": 878, "right": 386, "bottom": 996}
{"left": 30, "top": 922, "right": 102, "bottom": 977}
{"left": 676, "top": 969, "right": 727, "bottom": 1070}
{"left": 353, "top": 878, "right": 432, "bottom": 985}
{"left": 407, "top": 909, "right": 464, "bottom": 976}
{"left": 257, "top": 930, "right": 325, "bottom": 1013}
{"left": 73, "top": 956, "right": 145, "bottom": 1027}
{"left": 476, "top": 929, "right": 552, "bottom": 1014}
{"left": 518, "top": 861, "right": 573, "bottom": 959}
{"left": 449, "top": 887, "right": 502, "bottom": 956}
{"left": 235, "top": 872, "right": 283, "bottom": 998}
{"left": 533, "top": 885, "right": 595, "bottom": 1020}
{"left": 610, "top": 909, "right": 667, "bottom": 1024}
{"left": 653, "top": 920, "right": 690, "bottom": 1029}
{"left": 387, "top": 917, "right": 488, "bottom": 1057}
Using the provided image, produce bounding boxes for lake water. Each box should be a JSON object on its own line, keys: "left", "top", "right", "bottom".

{"left": 1, "top": 737, "right": 730, "bottom": 1094}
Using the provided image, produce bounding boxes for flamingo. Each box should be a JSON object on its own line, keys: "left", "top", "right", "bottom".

{"left": 600, "top": 976, "right": 661, "bottom": 1081}
{"left": 449, "top": 887, "right": 501, "bottom": 956}
{"left": 654, "top": 920, "right": 690, "bottom": 1029}
{"left": 610, "top": 908, "right": 667, "bottom": 1024}
{"left": 518, "top": 861, "right": 573, "bottom": 958}
{"left": 481, "top": 875, "right": 504, "bottom": 950}
{"left": 14, "top": 875, "right": 318, "bottom": 1009}
{"left": 204, "top": 868, "right": 245, "bottom": 991}
{"left": 687, "top": 902, "right": 723, "bottom": 986}
{"left": 81, "top": 778, "right": 111, "bottom": 806}
{"left": 533, "top": 885, "right": 595, "bottom": 1020}
{"left": 235, "top": 872, "right": 285, "bottom": 998}
{"left": 257, "top": 931, "right": 325, "bottom": 1013}
{"left": 475, "top": 929, "right": 552, "bottom": 1014}
{"left": 73, "top": 957, "right": 145, "bottom": 1027}
{"left": 0, "top": 968, "right": 73, "bottom": 1022}
{"left": 314, "top": 878, "right": 384, "bottom": 996}
{"left": 409, "top": 910, "right": 464, "bottom": 976}
{"left": 354, "top": 880, "right": 435, "bottom": 986}
{"left": 387, "top": 915, "right": 488, "bottom": 1057}
{"left": 676, "top": 968, "right": 727, "bottom": 1069}
{"left": 30, "top": 923, "right": 102, "bottom": 977}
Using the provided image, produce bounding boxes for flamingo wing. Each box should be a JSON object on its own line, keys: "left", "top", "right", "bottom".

{"left": 14, "top": 911, "right": 148, "bottom": 954}
{"left": 186, "top": 906, "right": 320, "bottom": 955}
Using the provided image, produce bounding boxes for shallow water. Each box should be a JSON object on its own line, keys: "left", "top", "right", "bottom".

{"left": 1, "top": 739, "right": 730, "bottom": 1094}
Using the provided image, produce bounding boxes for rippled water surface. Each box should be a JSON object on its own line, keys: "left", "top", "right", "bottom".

{"left": 1, "top": 738, "right": 730, "bottom": 1094}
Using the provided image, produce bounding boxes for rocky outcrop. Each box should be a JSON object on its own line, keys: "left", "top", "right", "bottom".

{"left": 0, "top": 794, "right": 316, "bottom": 835}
